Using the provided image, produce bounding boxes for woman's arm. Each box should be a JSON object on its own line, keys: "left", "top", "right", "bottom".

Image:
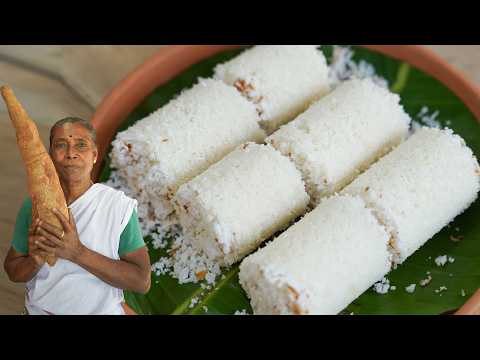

{"left": 35, "top": 208, "right": 151, "bottom": 294}
{"left": 4, "top": 247, "right": 42, "bottom": 283}
{"left": 73, "top": 246, "right": 151, "bottom": 294}
{"left": 4, "top": 219, "right": 50, "bottom": 283}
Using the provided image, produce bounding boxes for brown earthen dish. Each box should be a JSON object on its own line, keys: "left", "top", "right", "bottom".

{"left": 90, "top": 45, "right": 480, "bottom": 315}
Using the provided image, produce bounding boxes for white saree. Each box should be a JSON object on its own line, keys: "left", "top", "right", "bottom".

{"left": 25, "top": 183, "right": 138, "bottom": 315}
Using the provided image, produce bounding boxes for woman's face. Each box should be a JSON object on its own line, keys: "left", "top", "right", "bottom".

{"left": 49, "top": 123, "right": 98, "bottom": 184}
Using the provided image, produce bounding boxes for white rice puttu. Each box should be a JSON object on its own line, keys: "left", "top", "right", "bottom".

{"left": 172, "top": 143, "right": 309, "bottom": 266}
{"left": 214, "top": 45, "right": 330, "bottom": 135}
{"left": 267, "top": 78, "right": 411, "bottom": 206}
{"left": 342, "top": 127, "right": 480, "bottom": 264}
{"left": 110, "top": 78, "right": 265, "bottom": 220}
{"left": 238, "top": 195, "right": 392, "bottom": 315}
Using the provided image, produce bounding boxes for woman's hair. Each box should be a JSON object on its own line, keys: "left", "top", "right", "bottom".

{"left": 49, "top": 117, "right": 97, "bottom": 147}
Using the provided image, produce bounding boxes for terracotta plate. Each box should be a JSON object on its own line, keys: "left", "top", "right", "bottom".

{"left": 91, "top": 45, "right": 480, "bottom": 315}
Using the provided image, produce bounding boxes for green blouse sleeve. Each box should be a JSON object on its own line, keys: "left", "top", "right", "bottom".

{"left": 11, "top": 198, "right": 32, "bottom": 254}
{"left": 118, "top": 209, "right": 146, "bottom": 257}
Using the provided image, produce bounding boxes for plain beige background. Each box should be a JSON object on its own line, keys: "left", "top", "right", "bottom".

{"left": 0, "top": 45, "right": 478, "bottom": 315}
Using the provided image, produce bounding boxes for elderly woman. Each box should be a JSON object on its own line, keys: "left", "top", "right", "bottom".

{"left": 3, "top": 117, "right": 151, "bottom": 315}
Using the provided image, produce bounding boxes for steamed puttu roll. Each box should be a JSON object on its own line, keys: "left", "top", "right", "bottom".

{"left": 239, "top": 195, "right": 392, "bottom": 315}
{"left": 110, "top": 79, "right": 265, "bottom": 220}
{"left": 267, "top": 78, "right": 411, "bottom": 206}
{"left": 172, "top": 143, "right": 309, "bottom": 266}
{"left": 214, "top": 45, "right": 330, "bottom": 135}
{"left": 342, "top": 127, "right": 480, "bottom": 264}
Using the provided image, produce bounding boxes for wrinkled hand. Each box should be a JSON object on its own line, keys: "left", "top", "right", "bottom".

{"left": 28, "top": 218, "right": 48, "bottom": 267}
{"left": 35, "top": 208, "right": 85, "bottom": 263}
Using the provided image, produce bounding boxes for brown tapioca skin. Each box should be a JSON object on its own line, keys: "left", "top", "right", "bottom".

{"left": 1, "top": 85, "right": 69, "bottom": 267}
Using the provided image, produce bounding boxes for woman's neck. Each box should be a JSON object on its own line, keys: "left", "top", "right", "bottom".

{"left": 60, "top": 178, "right": 94, "bottom": 205}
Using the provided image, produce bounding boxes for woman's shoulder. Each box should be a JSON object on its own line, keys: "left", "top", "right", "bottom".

{"left": 20, "top": 196, "right": 32, "bottom": 212}
{"left": 14, "top": 196, "right": 32, "bottom": 226}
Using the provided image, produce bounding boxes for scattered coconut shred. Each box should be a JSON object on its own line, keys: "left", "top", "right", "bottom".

{"left": 234, "top": 309, "right": 250, "bottom": 315}
{"left": 434, "top": 255, "right": 455, "bottom": 267}
{"left": 405, "top": 284, "right": 416, "bottom": 294}
{"left": 420, "top": 275, "right": 433, "bottom": 287}
{"left": 435, "top": 286, "right": 448, "bottom": 296}
{"left": 435, "top": 255, "right": 448, "bottom": 267}
{"left": 411, "top": 106, "right": 449, "bottom": 133}
{"left": 373, "top": 277, "right": 392, "bottom": 294}
{"left": 105, "top": 46, "right": 452, "bottom": 309}
{"left": 328, "top": 46, "right": 389, "bottom": 89}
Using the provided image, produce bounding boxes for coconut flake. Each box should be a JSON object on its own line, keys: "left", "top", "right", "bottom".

{"left": 234, "top": 309, "right": 249, "bottom": 315}
{"left": 373, "top": 277, "right": 391, "bottom": 295}
{"left": 405, "top": 284, "right": 416, "bottom": 293}
{"left": 328, "top": 46, "right": 389, "bottom": 89}
{"left": 420, "top": 275, "right": 433, "bottom": 287}
{"left": 435, "top": 255, "right": 448, "bottom": 267}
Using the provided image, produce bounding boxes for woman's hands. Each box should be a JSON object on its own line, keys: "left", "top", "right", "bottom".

{"left": 35, "top": 208, "right": 86, "bottom": 263}
{"left": 33, "top": 207, "right": 150, "bottom": 294}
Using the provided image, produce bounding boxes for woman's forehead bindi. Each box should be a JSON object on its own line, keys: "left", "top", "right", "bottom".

{"left": 53, "top": 123, "right": 91, "bottom": 141}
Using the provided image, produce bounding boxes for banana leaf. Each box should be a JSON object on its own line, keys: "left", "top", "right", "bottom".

{"left": 99, "top": 46, "right": 480, "bottom": 315}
